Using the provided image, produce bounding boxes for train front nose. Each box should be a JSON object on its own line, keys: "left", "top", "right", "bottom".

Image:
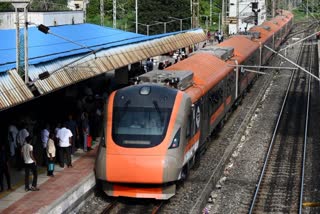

{"left": 106, "top": 154, "right": 179, "bottom": 184}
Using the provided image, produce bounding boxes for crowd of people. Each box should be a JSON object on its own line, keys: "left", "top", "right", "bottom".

{"left": 0, "top": 86, "right": 105, "bottom": 193}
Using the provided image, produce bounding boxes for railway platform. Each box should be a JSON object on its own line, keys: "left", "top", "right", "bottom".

{"left": 0, "top": 144, "right": 98, "bottom": 214}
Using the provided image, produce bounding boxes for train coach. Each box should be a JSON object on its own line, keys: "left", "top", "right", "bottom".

{"left": 95, "top": 10, "right": 293, "bottom": 200}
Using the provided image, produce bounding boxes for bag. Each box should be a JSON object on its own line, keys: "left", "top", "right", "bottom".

{"left": 87, "top": 135, "right": 92, "bottom": 147}
{"left": 48, "top": 163, "right": 55, "bottom": 171}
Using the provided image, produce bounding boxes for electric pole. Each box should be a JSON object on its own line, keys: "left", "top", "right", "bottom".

{"left": 221, "top": 0, "right": 225, "bottom": 33}
{"left": 100, "top": 0, "right": 104, "bottom": 26}
{"left": 191, "top": 0, "right": 199, "bottom": 28}
{"left": 272, "top": 0, "right": 276, "bottom": 18}
{"left": 135, "top": 0, "right": 138, "bottom": 33}
{"left": 113, "top": 0, "right": 116, "bottom": 28}
{"left": 1, "top": 0, "right": 30, "bottom": 83}
{"left": 83, "top": 0, "right": 87, "bottom": 22}
{"left": 209, "top": 0, "right": 212, "bottom": 26}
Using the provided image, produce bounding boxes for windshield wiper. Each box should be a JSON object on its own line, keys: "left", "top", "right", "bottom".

{"left": 153, "top": 100, "right": 163, "bottom": 123}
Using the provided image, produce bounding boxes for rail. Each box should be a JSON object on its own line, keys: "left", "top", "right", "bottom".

{"left": 248, "top": 32, "right": 312, "bottom": 213}
{"left": 101, "top": 200, "right": 118, "bottom": 214}
{"left": 299, "top": 34, "right": 315, "bottom": 214}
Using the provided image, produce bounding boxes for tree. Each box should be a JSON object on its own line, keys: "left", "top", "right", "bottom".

{"left": 134, "top": 0, "right": 188, "bottom": 34}
{"left": 0, "top": 3, "right": 13, "bottom": 12}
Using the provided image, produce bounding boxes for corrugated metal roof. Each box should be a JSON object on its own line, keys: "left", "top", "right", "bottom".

{"left": 0, "top": 70, "right": 34, "bottom": 110}
{"left": 0, "top": 23, "right": 200, "bottom": 73}
{"left": 29, "top": 29, "right": 206, "bottom": 95}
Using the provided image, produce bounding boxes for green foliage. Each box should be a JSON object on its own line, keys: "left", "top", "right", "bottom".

{"left": 292, "top": 9, "right": 305, "bottom": 21}
{"left": 0, "top": 1, "right": 70, "bottom": 12}
{"left": 87, "top": 0, "right": 193, "bottom": 35}
{"left": 28, "top": 0, "right": 70, "bottom": 12}
{"left": 125, "top": 0, "right": 191, "bottom": 34}
{"left": 0, "top": 3, "right": 13, "bottom": 12}
{"left": 87, "top": 0, "right": 100, "bottom": 19}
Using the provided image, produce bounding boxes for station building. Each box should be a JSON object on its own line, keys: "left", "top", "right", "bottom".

{"left": 228, "top": 0, "right": 267, "bottom": 34}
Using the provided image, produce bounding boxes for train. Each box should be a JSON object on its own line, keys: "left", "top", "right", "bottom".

{"left": 95, "top": 10, "right": 294, "bottom": 200}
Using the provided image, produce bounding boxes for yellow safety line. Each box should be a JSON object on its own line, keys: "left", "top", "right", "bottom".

{"left": 303, "top": 202, "right": 320, "bottom": 207}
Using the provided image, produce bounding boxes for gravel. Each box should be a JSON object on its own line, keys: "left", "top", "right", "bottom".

{"left": 204, "top": 41, "right": 302, "bottom": 213}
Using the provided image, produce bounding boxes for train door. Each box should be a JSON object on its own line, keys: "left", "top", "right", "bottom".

{"left": 190, "top": 100, "right": 204, "bottom": 147}
{"left": 207, "top": 82, "right": 224, "bottom": 132}
{"left": 199, "top": 97, "right": 210, "bottom": 146}
{"left": 224, "top": 73, "right": 235, "bottom": 113}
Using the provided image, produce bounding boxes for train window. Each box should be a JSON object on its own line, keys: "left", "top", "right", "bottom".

{"left": 209, "top": 86, "right": 223, "bottom": 115}
{"left": 226, "top": 76, "right": 234, "bottom": 95}
{"left": 112, "top": 105, "right": 172, "bottom": 148}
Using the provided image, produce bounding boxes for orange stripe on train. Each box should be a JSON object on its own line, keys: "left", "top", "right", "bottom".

{"left": 226, "top": 95, "right": 232, "bottom": 106}
{"left": 184, "top": 131, "right": 200, "bottom": 154}
{"left": 210, "top": 103, "right": 225, "bottom": 124}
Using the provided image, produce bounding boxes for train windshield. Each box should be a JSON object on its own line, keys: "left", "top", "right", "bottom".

{"left": 112, "top": 104, "right": 172, "bottom": 148}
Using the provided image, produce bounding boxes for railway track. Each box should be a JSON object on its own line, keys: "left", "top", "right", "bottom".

{"left": 100, "top": 199, "right": 164, "bottom": 214}
{"left": 248, "top": 33, "right": 316, "bottom": 213}
{"left": 301, "top": 35, "right": 320, "bottom": 213}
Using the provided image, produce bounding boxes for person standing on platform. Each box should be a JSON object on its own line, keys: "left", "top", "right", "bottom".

{"left": 40, "top": 125, "right": 50, "bottom": 166}
{"left": 46, "top": 132, "right": 56, "bottom": 177}
{"left": 56, "top": 124, "right": 73, "bottom": 168}
{"left": 7, "top": 123, "right": 18, "bottom": 159}
{"left": 16, "top": 124, "right": 29, "bottom": 170}
{"left": 214, "top": 30, "right": 218, "bottom": 42}
{"left": 54, "top": 123, "right": 61, "bottom": 164}
{"left": 146, "top": 58, "right": 153, "bottom": 72}
{"left": 81, "top": 112, "right": 90, "bottom": 152}
{"left": 65, "top": 114, "right": 78, "bottom": 154}
{"left": 0, "top": 144, "right": 11, "bottom": 192}
{"left": 21, "top": 136, "right": 39, "bottom": 192}
{"left": 218, "top": 32, "right": 223, "bottom": 44}
{"left": 207, "top": 30, "right": 211, "bottom": 43}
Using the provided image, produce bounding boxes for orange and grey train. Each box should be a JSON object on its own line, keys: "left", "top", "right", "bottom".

{"left": 95, "top": 10, "right": 293, "bottom": 200}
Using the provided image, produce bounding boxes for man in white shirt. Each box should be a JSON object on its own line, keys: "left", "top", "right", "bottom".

{"left": 21, "top": 136, "right": 39, "bottom": 192}
{"left": 56, "top": 123, "right": 73, "bottom": 168}
{"left": 16, "top": 125, "right": 29, "bottom": 170}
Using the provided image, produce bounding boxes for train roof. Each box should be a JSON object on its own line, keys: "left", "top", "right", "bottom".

{"left": 249, "top": 10, "right": 293, "bottom": 44}
{"left": 217, "top": 36, "right": 259, "bottom": 64}
{"left": 249, "top": 25, "right": 274, "bottom": 44}
{"left": 166, "top": 53, "right": 232, "bottom": 102}
{"left": 164, "top": 10, "right": 293, "bottom": 103}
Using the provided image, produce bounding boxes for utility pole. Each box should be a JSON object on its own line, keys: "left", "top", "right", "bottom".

{"left": 135, "top": 0, "right": 138, "bottom": 33}
{"left": 1, "top": 0, "right": 30, "bottom": 84}
{"left": 272, "top": 0, "right": 276, "bottom": 18}
{"left": 113, "top": 0, "right": 116, "bottom": 28}
{"left": 190, "top": 0, "right": 192, "bottom": 27}
{"left": 191, "top": 0, "right": 199, "bottom": 28}
{"left": 100, "top": 0, "right": 104, "bottom": 26}
{"left": 209, "top": 0, "right": 212, "bottom": 26}
{"left": 83, "top": 0, "right": 87, "bottom": 22}
{"left": 306, "top": 0, "right": 308, "bottom": 18}
{"left": 221, "top": 0, "right": 225, "bottom": 33}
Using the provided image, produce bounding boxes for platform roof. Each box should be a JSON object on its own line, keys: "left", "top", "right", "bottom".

{"left": 0, "top": 23, "right": 206, "bottom": 111}
{"left": 0, "top": 23, "right": 190, "bottom": 73}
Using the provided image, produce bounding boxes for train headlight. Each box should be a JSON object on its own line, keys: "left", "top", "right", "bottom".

{"left": 169, "top": 129, "right": 181, "bottom": 149}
